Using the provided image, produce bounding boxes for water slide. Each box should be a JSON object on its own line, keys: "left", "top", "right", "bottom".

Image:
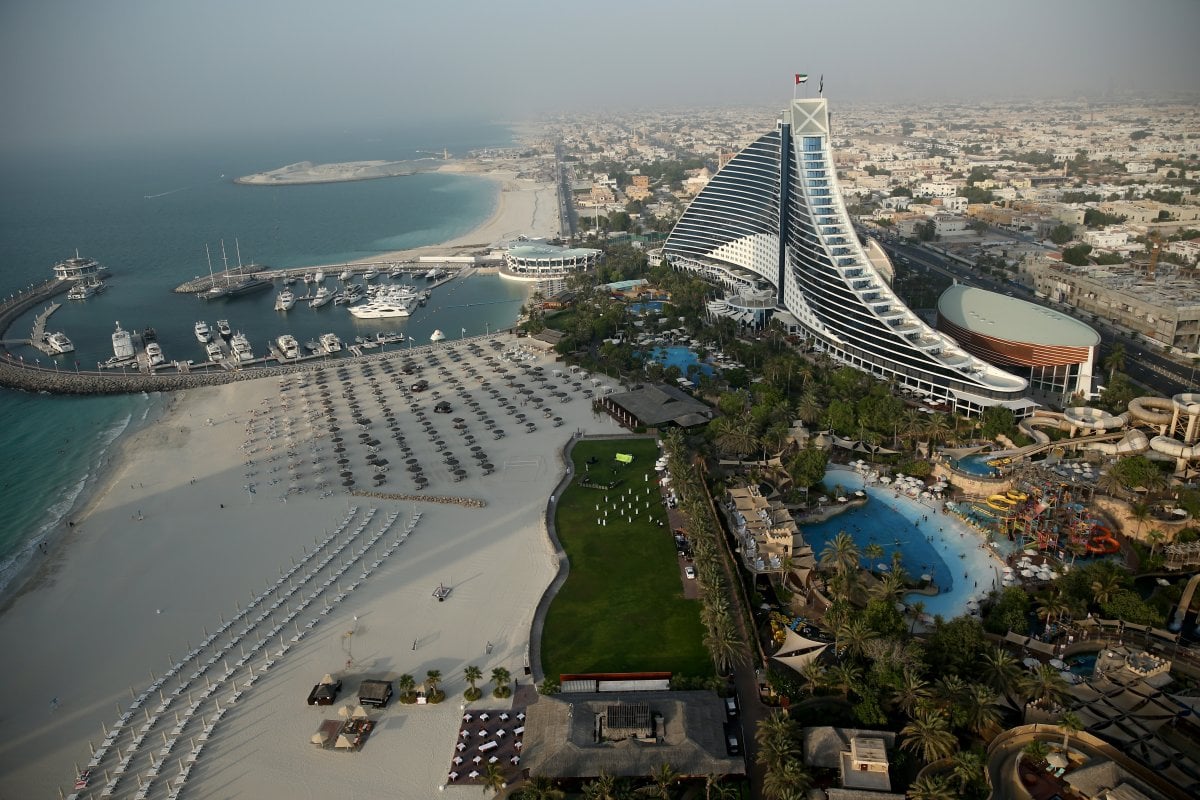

{"left": 1170, "top": 572, "right": 1200, "bottom": 632}
{"left": 1128, "top": 396, "right": 1174, "bottom": 429}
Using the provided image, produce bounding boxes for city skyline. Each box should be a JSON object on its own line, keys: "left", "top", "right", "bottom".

{"left": 2, "top": 0, "right": 1199, "bottom": 150}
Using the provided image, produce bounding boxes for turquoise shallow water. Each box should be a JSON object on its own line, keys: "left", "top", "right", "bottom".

{"left": 0, "top": 122, "right": 525, "bottom": 592}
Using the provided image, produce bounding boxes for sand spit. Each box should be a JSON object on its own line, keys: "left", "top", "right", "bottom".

{"left": 0, "top": 336, "right": 624, "bottom": 799}
{"left": 234, "top": 160, "right": 439, "bottom": 186}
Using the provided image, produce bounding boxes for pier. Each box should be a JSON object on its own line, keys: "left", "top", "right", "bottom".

{"left": 172, "top": 258, "right": 486, "bottom": 295}
{"left": 28, "top": 302, "right": 62, "bottom": 354}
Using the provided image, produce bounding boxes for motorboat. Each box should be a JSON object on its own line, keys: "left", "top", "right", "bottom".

{"left": 319, "top": 332, "right": 343, "bottom": 354}
{"left": 303, "top": 272, "right": 315, "bottom": 284}
{"left": 419, "top": 290, "right": 430, "bottom": 306}
{"left": 275, "top": 289, "right": 297, "bottom": 311}
{"left": 349, "top": 295, "right": 418, "bottom": 318}
{"left": 111, "top": 322, "right": 135, "bottom": 361}
{"left": 362, "top": 267, "right": 379, "bottom": 281}
{"left": 276, "top": 334, "right": 301, "bottom": 360}
{"left": 339, "top": 268, "right": 354, "bottom": 281}
{"left": 205, "top": 341, "right": 224, "bottom": 362}
{"left": 143, "top": 327, "right": 158, "bottom": 343}
{"left": 194, "top": 320, "right": 212, "bottom": 343}
{"left": 66, "top": 279, "right": 105, "bottom": 300}
{"left": 314, "top": 269, "right": 325, "bottom": 284}
{"left": 430, "top": 329, "right": 446, "bottom": 342}
{"left": 334, "top": 284, "right": 365, "bottom": 305}
{"left": 376, "top": 332, "right": 405, "bottom": 345}
{"left": 230, "top": 332, "right": 254, "bottom": 363}
{"left": 389, "top": 264, "right": 406, "bottom": 279}
{"left": 45, "top": 331, "right": 74, "bottom": 354}
{"left": 309, "top": 286, "right": 336, "bottom": 308}
{"left": 216, "top": 319, "right": 232, "bottom": 338}
{"left": 424, "top": 267, "right": 446, "bottom": 281}
{"left": 283, "top": 275, "right": 297, "bottom": 286}
{"left": 145, "top": 342, "right": 166, "bottom": 368}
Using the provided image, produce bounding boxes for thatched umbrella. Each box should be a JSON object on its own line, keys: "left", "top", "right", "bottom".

{"left": 342, "top": 478, "right": 355, "bottom": 487}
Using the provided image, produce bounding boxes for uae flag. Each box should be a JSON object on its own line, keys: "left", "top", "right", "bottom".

{"left": 794, "top": 73, "right": 808, "bottom": 85}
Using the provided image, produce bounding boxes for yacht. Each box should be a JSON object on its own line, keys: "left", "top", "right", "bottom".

{"left": 145, "top": 342, "right": 166, "bottom": 368}
{"left": 339, "top": 268, "right": 354, "bottom": 281}
{"left": 425, "top": 267, "right": 446, "bottom": 281}
{"left": 319, "top": 332, "right": 343, "bottom": 354}
{"left": 276, "top": 334, "right": 301, "bottom": 360}
{"left": 429, "top": 329, "right": 446, "bottom": 342}
{"left": 389, "top": 264, "right": 406, "bottom": 279}
{"left": 111, "top": 322, "right": 135, "bottom": 361}
{"left": 194, "top": 320, "right": 212, "bottom": 343}
{"left": 314, "top": 270, "right": 325, "bottom": 284}
{"left": 216, "top": 319, "right": 232, "bottom": 339}
{"left": 143, "top": 327, "right": 158, "bottom": 344}
{"left": 349, "top": 295, "right": 419, "bottom": 318}
{"left": 362, "top": 267, "right": 379, "bottom": 281}
{"left": 45, "top": 332, "right": 74, "bottom": 354}
{"left": 302, "top": 272, "right": 315, "bottom": 284}
{"left": 309, "top": 286, "right": 336, "bottom": 308}
{"left": 230, "top": 332, "right": 254, "bottom": 363}
{"left": 275, "top": 289, "right": 297, "bottom": 311}
{"left": 376, "top": 332, "right": 405, "bottom": 345}
{"left": 66, "top": 279, "right": 106, "bottom": 300}
{"left": 205, "top": 341, "right": 224, "bottom": 362}
{"left": 283, "top": 275, "right": 297, "bottom": 286}
{"left": 334, "top": 283, "right": 365, "bottom": 305}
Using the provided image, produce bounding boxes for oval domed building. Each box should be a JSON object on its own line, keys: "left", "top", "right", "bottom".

{"left": 936, "top": 284, "right": 1100, "bottom": 407}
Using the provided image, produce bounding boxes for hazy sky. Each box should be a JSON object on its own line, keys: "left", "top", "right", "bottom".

{"left": 1, "top": 0, "right": 1198, "bottom": 150}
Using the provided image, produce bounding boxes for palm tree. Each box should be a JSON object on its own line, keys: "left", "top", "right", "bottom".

{"left": 711, "top": 415, "right": 759, "bottom": 459}
{"left": 1096, "top": 469, "right": 1126, "bottom": 497}
{"left": 891, "top": 668, "right": 931, "bottom": 717}
{"left": 1127, "top": 499, "right": 1150, "bottom": 537}
{"left": 900, "top": 708, "right": 958, "bottom": 764}
{"left": 864, "top": 542, "right": 885, "bottom": 564}
{"left": 820, "top": 531, "right": 861, "bottom": 582}
{"left": 763, "top": 758, "right": 811, "bottom": 800}
{"left": 1035, "top": 587, "right": 1071, "bottom": 626}
{"left": 703, "top": 616, "right": 746, "bottom": 676}
{"left": 980, "top": 646, "right": 1024, "bottom": 707}
{"left": 491, "top": 666, "right": 512, "bottom": 698}
{"left": 961, "top": 684, "right": 1003, "bottom": 739}
{"left": 1091, "top": 571, "right": 1123, "bottom": 607}
{"left": 463, "top": 665, "right": 483, "bottom": 701}
{"left": 704, "top": 774, "right": 738, "bottom": 800}
{"left": 923, "top": 413, "right": 953, "bottom": 446}
{"left": 795, "top": 390, "right": 823, "bottom": 425}
{"left": 826, "top": 662, "right": 863, "bottom": 700}
{"left": 425, "top": 669, "right": 444, "bottom": 702}
{"left": 480, "top": 762, "right": 507, "bottom": 795}
{"left": 518, "top": 775, "right": 564, "bottom": 800}
{"left": 933, "top": 674, "right": 969, "bottom": 723}
{"left": 1026, "top": 664, "right": 1070, "bottom": 710}
{"left": 1022, "top": 738, "right": 1052, "bottom": 764}
{"left": 755, "top": 710, "right": 800, "bottom": 771}
{"left": 950, "top": 750, "right": 985, "bottom": 795}
{"left": 1146, "top": 528, "right": 1167, "bottom": 558}
{"left": 1058, "top": 710, "right": 1083, "bottom": 754}
{"left": 837, "top": 617, "right": 877, "bottom": 659}
{"left": 872, "top": 572, "right": 907, "bottom": 605}
{"left": 1106, "top": 342, "right": 1126, "bottom": 382}
{"left": 397, "top": 673, "right": 416, "bottom": 702}
{"left": 909, "top": 600, "right": 926, "bottom": 635}
{"left": 582, "top": 771, "right": 618, "bottom": 800}
{"left": 907, "top": 774, "right": 955, "bottom": 800}
{"left": 648, "top": 762, "right": 678, "bottom": 799}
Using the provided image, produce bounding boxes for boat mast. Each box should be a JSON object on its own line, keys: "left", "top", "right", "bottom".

{"left": 206, "top": 244, "right": 215, "bottom": 285}
{"left": 220, "top": 240, "right": 231, "bottom": 286}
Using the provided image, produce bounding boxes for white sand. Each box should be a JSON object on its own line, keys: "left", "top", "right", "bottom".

{"left": 0, "top": 338, "right": 623, "bottom": 798}
{"left": 346, "top": 166, "right": 562, "bottom": 266}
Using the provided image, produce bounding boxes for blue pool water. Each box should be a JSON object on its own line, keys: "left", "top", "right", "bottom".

{"left": 954, "top": 454, "right": 1000, "bottom": 477}
{"left": 1065, "top": 652, "right": 1097, "bottom": 677}
{"left": 629, "top": 300, "right": 665, "bottom": 314}
{"left": 801, "top": 468, "right": 1003, "bottom": 618}
{"left": 641, "top": 346, "right": 715, "bottom": 378}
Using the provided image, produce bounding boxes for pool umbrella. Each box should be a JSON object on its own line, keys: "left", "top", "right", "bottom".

{"left": 340, "top": 471, "right": 353, "bottom": 478}
{"left": 342, "top": 479, "right": 355, "bottom": 486}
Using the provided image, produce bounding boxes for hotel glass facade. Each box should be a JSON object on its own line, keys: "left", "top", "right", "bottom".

{"left": 663, "top": 97, "right": 1031, "bottom": 415}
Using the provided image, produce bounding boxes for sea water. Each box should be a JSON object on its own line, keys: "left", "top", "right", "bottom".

{"left": 0, "top": 121, "right": 527, "bottom": 594}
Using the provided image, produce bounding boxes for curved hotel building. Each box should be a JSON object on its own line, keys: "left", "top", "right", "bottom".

{"left": 662, "top": 96, "right": 1032, "bottom": 415}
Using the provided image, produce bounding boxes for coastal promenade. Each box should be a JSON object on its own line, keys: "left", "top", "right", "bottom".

{"left": 172, "top": 258, "right": 480, "bottom": 294}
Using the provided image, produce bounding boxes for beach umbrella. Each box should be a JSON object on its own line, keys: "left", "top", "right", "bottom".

{"left": 342, "top": 479, "right": 355, "bottom": 487}
{"left": 340, "top": 471, "right": 353, "bottom": 478}
{"left": 407, "top": 464, "right": 421, "bottom": 472}
{"left": 1049, "top": 658, "right": 1066, "bottom": 670}
{"left": 1022, "top": 657, "right": 1039, "bottom": 668}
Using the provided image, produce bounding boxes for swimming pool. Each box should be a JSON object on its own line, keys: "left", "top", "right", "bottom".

{"left": 639, "top": 346, "right": 715, "bottom": 378}
{"left": 1064, "top": 652, "right": 1097, "bottom": 678}
{"left": 954, "top": 454, "right": 1000, "bottom": 478}
{"left": 628, "top": 301, "right": 665, "bottom": 315}
{"left": 801, "top": 467, "right": 1003, "bottom": 618}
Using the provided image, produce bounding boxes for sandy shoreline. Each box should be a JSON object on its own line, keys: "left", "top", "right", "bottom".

{"left": 0, "top": 338, "right": 623, "bottom": 798}
{"left": 343, "top": 164, "right": 562, "bottom": 266}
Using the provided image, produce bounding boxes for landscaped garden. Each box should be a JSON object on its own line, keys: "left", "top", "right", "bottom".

{"left": 540, "top": 437, "right": 711, "bottom": 680}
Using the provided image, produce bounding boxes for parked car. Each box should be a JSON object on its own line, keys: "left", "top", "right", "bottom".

{"left": 684, "top": 566, "right": 696, "bottom": 580}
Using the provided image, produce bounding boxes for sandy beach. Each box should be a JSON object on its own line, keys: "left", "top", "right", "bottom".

{"left": 346, "top": 164, "right": 562, "bottom": 267}
{"left": 0, "top": 337, "right": 624, "bottom": 798}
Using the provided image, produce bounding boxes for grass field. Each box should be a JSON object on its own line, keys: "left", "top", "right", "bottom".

{"left": 540, "top": 437, "right": 711, "bottom": 680}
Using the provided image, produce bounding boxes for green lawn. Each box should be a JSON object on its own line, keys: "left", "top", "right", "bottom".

{"left": 541, "top": 438, "right": 711, "bottom": 680}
